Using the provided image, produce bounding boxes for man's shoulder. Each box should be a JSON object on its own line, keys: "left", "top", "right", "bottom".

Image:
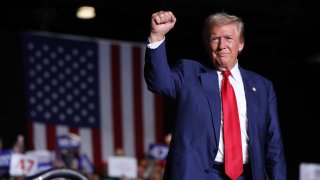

{"left": 174, "top": 58, "right": 212, "bottom": 68}
{"left": 240, "top": 67, "right": 272, "bottom": 83}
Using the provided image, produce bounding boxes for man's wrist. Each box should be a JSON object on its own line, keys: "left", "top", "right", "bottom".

{"left": 149, "top": 32, "right": 165, "bottom": 43}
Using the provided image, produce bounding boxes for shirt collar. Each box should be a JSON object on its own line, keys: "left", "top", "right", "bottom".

{"left": 229, "top": 62, "right": 241, "bottom": 82}
{"left": 218, "top": 62, "right": 241, "bottom": 82}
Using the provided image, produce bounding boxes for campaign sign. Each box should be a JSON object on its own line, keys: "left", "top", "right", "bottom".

{"left": 300, "top": 163, "right": 320, "bottom": 180}
{"left": 26, "top": 150, "right": 52, "bottom": 164}
{"left": 9, "top": 153, "right": 38, "bottom": 176}
{"left": 148, "top": 143, "right": 169, "bottom": 160}
{"left": 56, "top": 134, "right": 81, "bottom": 150}
{"left": 79, "top": 153, "right": 94, "bottom": 173}
{"left": 26, "top": 150, "right": 53, "bottom": 176}
{"left": 0, "top": 149, "right": 12, "bottom": 174}
{"left": 108, "top": 156, "right": 137, "bottom": 178}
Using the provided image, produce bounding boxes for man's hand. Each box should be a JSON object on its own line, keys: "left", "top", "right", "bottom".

{"left": 149, "top": 11, "right": 176, "bottom": 43}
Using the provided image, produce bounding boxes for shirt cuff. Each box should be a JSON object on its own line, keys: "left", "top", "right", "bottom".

{"left": 147, "top": 38, "right": 165, "bottom": 49}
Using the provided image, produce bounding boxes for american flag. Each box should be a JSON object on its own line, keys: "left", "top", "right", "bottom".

{"left": 21, "top": 31, "right": 164, "bottom": 172}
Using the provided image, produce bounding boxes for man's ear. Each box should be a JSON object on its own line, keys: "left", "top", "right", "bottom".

{"left": 238, "top": 42, "right": 244, "bottom": 52}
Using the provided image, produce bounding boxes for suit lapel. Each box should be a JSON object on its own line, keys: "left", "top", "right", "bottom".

{"left": 200, "top": 71, "right": 221, "bottom": 145}
{"left": 240, "top": 68, "right": 258, "bottom": 137}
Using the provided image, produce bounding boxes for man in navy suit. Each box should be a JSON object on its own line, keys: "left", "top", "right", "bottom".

{"left": 144, "top": 11, "right": 286, "bottom": 180}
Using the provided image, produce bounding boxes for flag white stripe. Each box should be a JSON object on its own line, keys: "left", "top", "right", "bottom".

{"left": 56, "top": 125, "right": 68, "bottom": 135}
{"left": 79, "top": 128, "right": 93, "bottom": 161}
{"left": 120, "top": 43, "right": 135, "bottom": 157}
{"left": 141, "top": 46, "right": 156, "bottom": 152}
{"left": 99, "top": 40, "right": 114, "bottom": 160}
{"left": 34, "top": 122, "right": 46, "bottom": 150}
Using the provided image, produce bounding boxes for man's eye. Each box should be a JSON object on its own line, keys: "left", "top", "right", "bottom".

{"left": 226, "top": 37, "right": 233, "bottom": 41}
{"left": 211, "top": 38, "right": 219, "bottom": 43}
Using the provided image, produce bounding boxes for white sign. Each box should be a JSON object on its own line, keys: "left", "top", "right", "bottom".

{"left": 26, "top": 150, "right": 52, "bottom": 164}
{"left": 300, "top": 163, "right": 320, "bottom": 180}
{"left": 9, "top": 153, "right": 38, "bottom": 176}
{"left": 108, "top": 156, "right": 137, "bottom": 178}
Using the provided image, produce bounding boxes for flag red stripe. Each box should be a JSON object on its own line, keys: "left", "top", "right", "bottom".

{"left": 111, "top": 44, "right": 123, "bottom": 150}
{"left": 155, "top": 95, "right": 164, "bottom": 143}
{"left": 27, "top": 120, "right": 34, "bottom": 150}
{"left": 69, "top": 128, "right": 79, "bottom": 135}
{"left": 132, "top": 46, "right": 144, "bottom": 159}
{"left": 46, "top": 124, "right": 56, "bottom": 150}
{"left": 92, "top": 128, "right": 102, "bottom": 173}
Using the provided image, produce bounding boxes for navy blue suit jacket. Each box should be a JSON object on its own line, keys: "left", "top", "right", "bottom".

{"left": 144, "top": 41, "right": 287, "bottom": 180}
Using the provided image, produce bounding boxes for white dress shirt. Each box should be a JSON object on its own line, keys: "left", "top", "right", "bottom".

{"left": 214, "top": 63, "right": 249, "bottom": 164}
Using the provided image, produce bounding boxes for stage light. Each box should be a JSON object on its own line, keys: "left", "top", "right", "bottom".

{"left": 76, "top": 6, "right": 95, "bottom": 19}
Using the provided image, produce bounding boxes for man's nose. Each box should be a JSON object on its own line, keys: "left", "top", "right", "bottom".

{"left": 218, "top": 39, "right": 227, "bottom": 49}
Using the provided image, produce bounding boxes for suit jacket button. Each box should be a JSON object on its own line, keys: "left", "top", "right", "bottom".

{"left": 204, "top": 169, "right": 209, "bottom": 174}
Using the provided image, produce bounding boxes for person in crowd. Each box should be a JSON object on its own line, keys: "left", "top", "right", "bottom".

{"left": 144, "top": 10, "right": 286, "bottom": 179}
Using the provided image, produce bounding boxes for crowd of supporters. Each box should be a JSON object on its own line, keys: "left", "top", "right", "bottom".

{"left": 0, "top": 133, "right": 172, "bottom": 180}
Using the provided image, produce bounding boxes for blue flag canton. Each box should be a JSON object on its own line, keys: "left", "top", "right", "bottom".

{"left": 22, "top": 33, "right": 100, "bottom": 128}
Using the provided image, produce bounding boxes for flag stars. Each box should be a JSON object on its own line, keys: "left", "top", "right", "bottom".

{"left": 72, "top": 48, "right": 79, "bottom": 56}
{"left": 43, "top": 71, "right": 50, "bottom": 78}
{"left": 57, "top": 46, "right": 64, "bottom": 53}
{"left": 29, "top": 83, "right": 36, "bottom": 90}
{"left": 44, "top": 98, "right": 51, "bottom": 106}
{"left": 66, "top": 108, "right": 73, "bottom": 115}
{"left": 59, "top": 114, "right": 66, "bottom": 121}
{"left": 36, "top": 64, "right": 43, "bottom": 71}
{"left": 42, "top": 44, "right": 49, "bottom": 51}
{"left": 50, "top": 65, "right": 57, "bottom": 73}
{"left": 59, "top": 100, "right": 66, "bottom": 107}
{"left": 35, "top": 50, "right": 42, "bottom": 58}
{"left": 51, "top": 79, "right": 58, "bottom": 86}
{"left": 36, "top": 105, "right": 43, "bottom": 112}
{"left": 29, "top": 56, "right": 35, "bottom": 63}
{"left": 51, "top": 106, "right": 58, "bottom": 113}
{"left": 24, "top": 35, "right": 100, "bottom": 128}
{"left": 73, "top": 62, "right": 79, "bottom": 69}
{"left": 58, "top": 73, "right": 65, "bottom": 80}
{"left": 65, "top": 54, "right": 72, "bottom": 61}
{"left": 81, "top": 109, "right": 88, "bottom": 116}
{"left": 73, "top": 75, "right": 80, "bottom": 82}
{"left": 88, "top": 116, "right": 95, "bottom": 123}
{"left": 74, "top": 116, "right": 80, "bottom": 122}
{"left": 86, "top": 49, "right": 94, "bottom": 57}
{"left": 44, "top": 112, "right": 51, "bottom": 119}
{"left": 81, "top": 96, "right": 88, "bottom": 103}
{"left": 58, "top": 60, "right": 65, "bottom": 67}
{"left": 80, "top": 56, "right": 86, "bottom": 63}
{"left": 51, "top": 93, "right": 58, "bottom": 100}
{"left": 27, "top": 42, "right": 34, "bottom": 50}
{"left": 36, "top": 77, "right": 43, "bottom": 84}
{"left": 87, "top": 63, "right": 94, "bottom": 70}
{"left": 29, "top": 97, "right": 36, "bottom": 104}
{"left": 50, "top": 52, "right": 57, "bottom": 59}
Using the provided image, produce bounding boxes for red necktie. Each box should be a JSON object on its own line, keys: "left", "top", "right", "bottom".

{"left": 221, "top": 71, "right": 243, "bottom": 180}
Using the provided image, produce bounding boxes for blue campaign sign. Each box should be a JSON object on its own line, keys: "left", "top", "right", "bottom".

{"left": 0, "top": 149, "right": 12, "bottom": 167}
{"left": 0, "top": 149, "right": 13, "bottom": 174}
{"left": 79, "top": 153, "right": 94, "bottom": 173}
{"left": 56, "top": 134, "right": 81, "bottom": 150}
{"left": 148, "top": 144, "right": 169, "bottom": 160}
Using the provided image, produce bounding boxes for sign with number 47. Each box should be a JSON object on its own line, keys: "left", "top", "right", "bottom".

{"left": 9, "top": 153, "right": 38, "bottom": 176}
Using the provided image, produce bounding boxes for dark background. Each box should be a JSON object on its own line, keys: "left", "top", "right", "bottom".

{"left": 1, "top": 0, "right": 320, "bottom": 179}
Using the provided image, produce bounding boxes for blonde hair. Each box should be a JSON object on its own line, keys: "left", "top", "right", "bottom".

{"left": 202, "top": 12, "right": 244, "bottom": 48}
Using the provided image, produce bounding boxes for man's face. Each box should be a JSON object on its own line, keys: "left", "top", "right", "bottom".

{"left": 209, "top": 24, "right": 244, "bottom": 71}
